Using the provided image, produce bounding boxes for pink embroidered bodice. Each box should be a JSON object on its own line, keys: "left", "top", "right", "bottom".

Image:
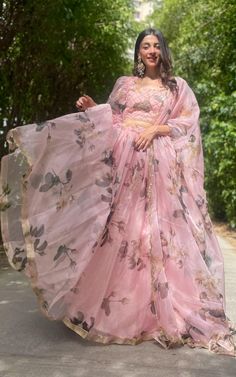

{"left": 124, "top": 81, "right": 171, "bottom": 126}
{"left": 108, "top": 76, "right": 172, "bottom": 128}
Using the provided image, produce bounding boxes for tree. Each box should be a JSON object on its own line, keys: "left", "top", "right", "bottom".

{"left": 0, "top": 0, "right": 136, "bottom": 157}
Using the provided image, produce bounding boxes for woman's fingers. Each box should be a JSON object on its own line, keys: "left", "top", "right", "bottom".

{"left": 135, "top": 138, "right": 146, "bottom": 151}
{"left": 134, "top": 126, "right": 158, "bottom": 151}
{"left": 134, "top": 135, "right": 153, "bottom": 151}
{"left": 76, "top": 99, "right": 84, "bottom": 109}
{"left": 76, "top": 96, "right": 88, "bottom": 110}
{"left": 76, "top": 95, "right": 96, "bottom": 110}
{"left": 141, "top": 141, "right": 149, "bottom": 151}
{"left": 142, "top": 140, "right": 150, "bottom": 151}
{"left": 135, "top": 135, "right": 144, "bottom": 146}
{"left": 83, "top": 95, "right": 93, "bottom": 102}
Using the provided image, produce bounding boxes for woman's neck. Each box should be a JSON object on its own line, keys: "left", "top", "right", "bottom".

{"left": 144, "top": 69, "right": 160, "bottom": 80}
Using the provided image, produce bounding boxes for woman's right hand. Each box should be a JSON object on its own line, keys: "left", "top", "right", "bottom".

{"left": 76, "top": 95, "right": 97, "bottom": 111}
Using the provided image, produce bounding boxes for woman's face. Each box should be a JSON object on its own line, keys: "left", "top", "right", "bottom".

{"left": 138, "top": 34, "right": 161, "bottom": 70}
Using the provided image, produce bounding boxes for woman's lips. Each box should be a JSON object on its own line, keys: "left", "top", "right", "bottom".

{"left": 147, "top": 57, "right": 157, "bottom": 62}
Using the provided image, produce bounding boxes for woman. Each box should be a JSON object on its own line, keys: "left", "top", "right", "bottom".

{"left": 1, "top": 28, "right": 235, "bottom": 356}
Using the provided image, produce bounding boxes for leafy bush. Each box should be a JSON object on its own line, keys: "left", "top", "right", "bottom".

{"left": 203, "top": 93, "right": 236, "bottom": 227}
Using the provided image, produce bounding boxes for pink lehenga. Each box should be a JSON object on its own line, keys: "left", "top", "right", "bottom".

{"left": 1, "top": 76, "right": 235, "bottom": 356}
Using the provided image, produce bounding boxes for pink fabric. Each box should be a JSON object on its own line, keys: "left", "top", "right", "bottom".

{"left": 1, "top": 76, "right": 235, "bottom": 355}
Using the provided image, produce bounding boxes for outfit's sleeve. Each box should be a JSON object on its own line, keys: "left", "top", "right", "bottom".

{"left": 167, "top": 78, "right": 200, "bottom": 139}
{"left": 165, "top": 77, "right": 205, "bottom": 191}
{"left": 107, "top": 76, "right": 128, "bottom": 124}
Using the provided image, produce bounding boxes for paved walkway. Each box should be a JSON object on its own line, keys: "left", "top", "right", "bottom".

{"left": 0, "top": 236, "right": 235, "bottom": 377}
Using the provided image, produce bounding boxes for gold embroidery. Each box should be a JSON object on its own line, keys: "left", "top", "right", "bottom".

{"left": 63, "top": 317, "right": 153, "bottom": 345}
{"left": 122, "top": 118, "right": 153, "bottom": 129}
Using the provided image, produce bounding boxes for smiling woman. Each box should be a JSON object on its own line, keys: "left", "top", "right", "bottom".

{"left": 1, "top": 28, "right": 235, "bottom": 357}
{"left": 139, "top": 35, "right": 161, "bottom": 70}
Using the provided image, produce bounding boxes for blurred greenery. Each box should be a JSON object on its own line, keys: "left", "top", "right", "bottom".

{"left": 0, "top": 0, "right": 136, "bottom": 156}
{"left": 152, "top": 0, "right": 236, "bottom": 227}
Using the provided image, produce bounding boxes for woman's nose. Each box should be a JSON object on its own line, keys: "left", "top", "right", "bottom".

{"left": 149, "top": 46, "right": 156, "bottom": 54}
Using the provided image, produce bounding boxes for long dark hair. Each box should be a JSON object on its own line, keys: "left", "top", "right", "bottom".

{"left": 133, "top": 28, "right": 177, "bottom": 93}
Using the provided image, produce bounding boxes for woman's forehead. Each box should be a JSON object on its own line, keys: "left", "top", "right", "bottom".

{"left": 141, "top": 35, "right": 159, "bottom": 45}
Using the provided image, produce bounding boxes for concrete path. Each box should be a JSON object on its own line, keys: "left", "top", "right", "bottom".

{"left": 0, "top": 236, "right": 235, "bottom": 377}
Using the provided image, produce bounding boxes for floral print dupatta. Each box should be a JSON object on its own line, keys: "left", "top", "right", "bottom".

{"left": 0, "top": 76, "right": 235, "bottom": 356}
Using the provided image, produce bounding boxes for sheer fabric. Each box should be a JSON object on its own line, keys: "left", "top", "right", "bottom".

{"left": 1, "top": 76, "right": 235, "bottom": 355}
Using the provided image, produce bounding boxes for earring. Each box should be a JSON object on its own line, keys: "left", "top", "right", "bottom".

{"left": 136, "top": 56, "right": 145, "bottom": 78}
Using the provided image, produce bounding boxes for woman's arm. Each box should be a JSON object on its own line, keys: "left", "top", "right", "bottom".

{"left": 134, "top": 79, "right": 200, "bottom": 151}
{"left": 107, "top": 76, "right": 128, "bottom": 124}
{"left": 165, "top": 78, "right": 200, "bottom": 138}
{"left": 155, "top": 124, "right": 171, "bottom": 136}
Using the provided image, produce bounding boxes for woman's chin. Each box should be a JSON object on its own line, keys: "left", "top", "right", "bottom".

{"left": 145, "top": 62, "right": 158, "bottom": 69}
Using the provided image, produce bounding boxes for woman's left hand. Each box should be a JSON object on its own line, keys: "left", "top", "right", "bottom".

{"left": 134, "top": 125, "right": 158, "bottom": 151}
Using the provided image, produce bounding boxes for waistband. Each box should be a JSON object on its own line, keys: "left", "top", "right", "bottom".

{"left": 122, "top": 118, "right": 154, "bottom": 129}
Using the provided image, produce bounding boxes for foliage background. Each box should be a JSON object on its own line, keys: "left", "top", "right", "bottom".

{"left": 151, "top": 0, "right": 236, "bottom": 227}
{"left": 0, "top": 0, "right": 136, "bottom": 153}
